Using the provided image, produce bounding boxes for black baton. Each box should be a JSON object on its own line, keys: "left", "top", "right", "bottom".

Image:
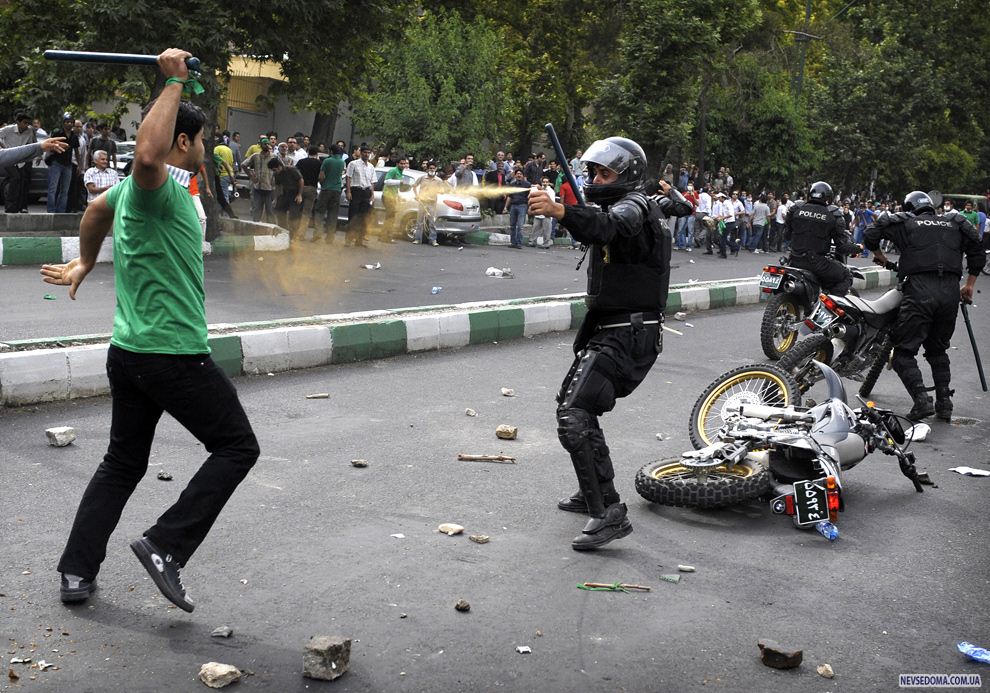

{"left": 961, "top": 302, "right": 987, "bottom": 391}
{"left": 44, "top": 50, "right": 202, "bottom": 72}
{"left": 544, "top": 123, "right": 584, "bottom": 207}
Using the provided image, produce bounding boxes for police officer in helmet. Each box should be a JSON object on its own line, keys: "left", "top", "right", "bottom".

{"left": 782, "top": 181, "right": 861, "bottom": 294}
{"left": 528, "top": 137, "right": 692, "bottom": 550}
{"left": 865, "top": 191, "right": 984, "bottom": 421}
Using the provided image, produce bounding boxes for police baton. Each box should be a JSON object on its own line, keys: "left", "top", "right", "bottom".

{"left": 44, "top": 50, "right": 202, "bottom": 72}
{"left": 544, "top": 123, "right": 584, "bottom": 207}
{"left": 960, "top": 301, "right": 987, "bottom": 391}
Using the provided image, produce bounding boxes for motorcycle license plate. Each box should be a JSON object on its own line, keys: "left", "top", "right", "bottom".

{"left": 793, "top": 479, "right": 830, "bottom": 527}
{"left": 809, "top": 302, "right": 838, "bottom": 329}
{"left": 759, "top": 271, "right": 783, "bottom": 290}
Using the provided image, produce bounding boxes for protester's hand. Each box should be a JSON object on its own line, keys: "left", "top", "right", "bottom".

{"left": 40, "top": 257, "right": 89, "bottom": 300}
{"left": 961, "top": 284, "right": 974, "bottom": 304}
{"left": 158, "top": 48, "right": 192, "bottom": 81}
{"left": 40, "top": 137, "right": 68, "bottom": 154}
{"left": 294, "top": 194, "right": 302, "bottom": 204}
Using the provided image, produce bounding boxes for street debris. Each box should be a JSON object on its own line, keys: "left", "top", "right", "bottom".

{"left": 535, "top": 630, "right": 543, "bottom": 637}
{"left": 8, "top": 668, "right": 18, "bottom": 681}
{"left": 673, "top": 312, "right": 687, "bottom": 320}
{"left": 454, "top": 599, "right": 471, "bottom": 612}
{"left": 905, "top": 423, "right": 931, "bottom": 442}
{"left": 362, "top": 262, "right": 382, "bottom": 270}
{"left": 949, "top": 467, "right": 990, "bottom": 477}
{"left": 350, "top": 459, "right": 369, "bottom": 468}
{"left": 399, "top": 613, "right": 407, "bottom": 619}
{"left": 438, "top": 523, "right": 464, "bottom": 536}
{"left": 46, "top": 426, "right": 76, "bottom": 447}
{"left": 485, "top": 266, "right": 514, "bottom": 278}
{"left": 500, "top": 387, "right": 515, "bottom": 397}
{"left": 655, "top": 433, "right": 664, "bottom": 441}
{"left": 687, "top": 278, "right": 699, "bottom": 284}
{"left": 684, "top": 322, "right": 695, "bottom": 328}
{"left": 390, "top": 533, "right": 405, "bottom": 539}
{"left": 10, "top": 657, "right": 31, "bottom": 664}
{"left": 303, "top": 635, "right": 351, "bottom": 681}
{"left": 211, "top": 626, "right": 233, "bottom": 638}
{"left": 469, "top": 534, "right": 490, "bottom": 544}
{"left": 817, "top": 663, "right": 835, "bottom": 678}
{"left": 677, "top": 565, "right": 696, "bottom": 572}
{"left": 198, "top": 662, "right": 243, "bottom": 688}
{"left": 465, "top": 408, "right": 477, "bottom": 417}
{"left": 431, "top": 286, "right": 443, "bottom": 295}
{"left": 958, "top": 641, "right": 990, "bottom": 664}
{"left": 659, "top": 574, "right": 681, "bottom": 584}
{"left": 156, "top": 471, "right": 173, "bottom": 481}
{"left": 758, "top": 638, "right": 803, "bottom": 669}
{"left": 37, "top": 660, "right": 56, "bottom": 671}
{"left": 516, "top": 646, "right": 532, "bottom": 654}
{"left": 239, "top": 579, "right": 248, "bottom": 585}
{"left": 43, "top": 293, "right": 57, "bottom": 300}
{"left": 457, "top": 453, "right": 516, "bottom": 464}
{"left": 578, "top": 582, "right": 651, "bottom": 592}
{"left": 305, "top": 392, "right": 330, "bottom": 399}
{"left": 495, "top": 425, "right": 518, "bottom": 440}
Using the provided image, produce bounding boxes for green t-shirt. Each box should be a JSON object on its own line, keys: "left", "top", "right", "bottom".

{"left": 105, "top": 174, "right": 208, "bottom": 355}
{"left": 319, "top": 155, "right": 345, "bottom": 191}
{"left": 959, "top": 209, "right": 979, "bottom": 229}
{"left": 383, "top": 166, "right": 404, "bottom": 200}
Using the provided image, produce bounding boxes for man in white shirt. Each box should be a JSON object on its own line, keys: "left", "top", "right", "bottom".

{"left": 729, "top": 191, "right": 746, "bottom": 251}
{"left": 695, "top": 186, "right": 714, "bottom": 253}
{"left": 344, "top": 144, "right": 377, "bottom": 247}
{"left": 287, "top": 136, "right": 307, "bottom": 165}
{"left": 528, "top": 176, "right": 556, "bottom": 247}
{"left": 83, "top": 150, "right": 120, "bottom": 202}
{"left": 773, "top": 192, "right": 793, "bottom": 252}
{"left": 712, "top": 192, "right": 739, "bottom": 258}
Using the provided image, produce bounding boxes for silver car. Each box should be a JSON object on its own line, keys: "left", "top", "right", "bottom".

{"left": 338, "top": 167, "right": 481, "bottom": 240}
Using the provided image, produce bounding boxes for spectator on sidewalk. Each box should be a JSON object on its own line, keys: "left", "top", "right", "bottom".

{"left": 241, "top": 138, "right": 276, "bottom": 222}
{"left": 381, "top": 156, "right": 408, "bottom": 243}
{"left": 86, "top": 123, "right": 118, "bottom": 170}
{"left": 503, "top": 167, "right": 529, "bottom": 249}
{"left": 344, "top": 144, "right": 376, "bottom": 247}
{"left": 46, "top": 114, "right": 79, "bottom": 213}
{"left": 528, "top": 176, "right": 556, "bottom": 248}
{"left": 748, "top": 194, "right": 770, "bottom": 253}
{"left": 0, "top": 133, "right": 67, "bottom": 212}
{"left": 450, "top": 153, "right": 478, "bottom": 188}
{"left": 269, "top": 157, "right": 303, "bottom": 237}
{"left": 0, "top": 113, "right": 37, "bottom": 213}
{"left": 294, "top": 146, "right": 322, "bottom": 239}
{"left": 675, "top": 184, "right": 698, "bottom": 251}
{"left": 83, "top": 150, "right": 120, "bottom": 203}
{"left": 315, "top": 143, "right": 346, "bottom": 242}
{"left": 413, "top": 162, "right": 447, "bottom": 246}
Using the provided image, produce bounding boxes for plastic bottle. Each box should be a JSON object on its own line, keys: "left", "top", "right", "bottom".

{"left": 815, "top": 520, "right": 839, "bottom": 541}
{"left": 431, "top": 286, "right": 442, "bottom": 295}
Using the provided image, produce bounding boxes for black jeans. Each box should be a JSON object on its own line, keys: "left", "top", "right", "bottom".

{"left": 58, "top": 345, "right": 260, "bottom": 580}
{"left": 4, "top": 162, "right": 30, "bottom": 212}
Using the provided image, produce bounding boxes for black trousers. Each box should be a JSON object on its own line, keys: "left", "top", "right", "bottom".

{"left": 891, "top": 273, "right": 959, "bottom": 394}
{"left": 4, "top": 162, "right": 31, "bottom": 212}
{"left": 787, "top": 253, "right": 853, "bottom": 295}
{"left": 347, "top": 187, "right": 373, "bottom": 244}
{"left": 58, "top": 345, "right": 260, "bottom": 580}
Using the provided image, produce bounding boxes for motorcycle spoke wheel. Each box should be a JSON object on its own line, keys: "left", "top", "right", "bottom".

{"left": 760, "top": 295, "right": 802, "bottom": 360}
{"left": 636, "top": 457, "right": 771, "bottom": 508}
{"left": 689, "top": 364, "right": 801, "bottom": 449}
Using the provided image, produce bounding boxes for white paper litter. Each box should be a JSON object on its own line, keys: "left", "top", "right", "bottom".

{"left": 904, "top": 423, "right": 931, "bottom": 441}
{"left": 949, "top": 466, "right": 990, "bottom": 477}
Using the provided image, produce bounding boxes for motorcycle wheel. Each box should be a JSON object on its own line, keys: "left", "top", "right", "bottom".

{"left": 858, "top": 335, "right": 893, "bottom": 398}
{"left": 760, "top": 294, "right": 803, "bottom": 360}
{"left": 635, "top": 457, "right": 771, "bottom": 509}
{"left": 777, "top": 334, "right": 836, "bottom": 394}
{"left": 689, "top": 364, "right": 801, "bottom": 449}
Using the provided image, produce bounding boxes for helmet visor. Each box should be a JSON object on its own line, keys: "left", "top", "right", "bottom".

{"left": 580, "top": 139, "right": 630, "bottom": 175}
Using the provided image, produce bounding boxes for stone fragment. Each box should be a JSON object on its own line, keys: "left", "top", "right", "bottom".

{"left": 454, "top": 599, "right": 471, "bottom": 612}
{"left": 350, "top": 459, "right": 369, "bottom": 468}
{"left": 677, "top": 565, "right": 695, "bottom": 572}
{"left": 659, "top": 574, "right": 681, "bottom": 584}
{"left": 438, "top": 523, "right": 464, "bottom": 536}
{"left": 500, "top": 387, "right": 515, "bottom": 397}
{"left": 198, "top": 662, "right": 242, "bottom": 688}
{"left": 817, "top": 663, "right": 834, "bottom": 679}
{"left": 303, "top": 635, "right": 351, "bottom": 681}
{"left": 515, "top": 646, "right": 532, "bottom": 654}
{"left": 758, "top": 638, "right": 803, "bottom": 669}
{"left": 211, "top": 626, "right": 233, "bottom": 638}
{"left": 157, "top": 471, "right": 173, "bottom": 481}
{"left": 465, "top": 408, "right": 477, "bottom": 417}
{"left": 495, "top": 424, "right": 518, "bottom": 440}
{"left": 469, "top": 534, "right": 490, "bottom": 544}
{"left": 306, "top": 393, "right": 330, "bottom": 399}
{"left": 46, "top": 426, "right": 76, "bottom": 447}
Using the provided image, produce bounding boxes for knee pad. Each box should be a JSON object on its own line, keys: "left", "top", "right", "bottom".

{"left": 557, "top": 349, "right": 618, "bottom": 414}
{"left": 556, "top": 407, "right": 595, "bottom": 452}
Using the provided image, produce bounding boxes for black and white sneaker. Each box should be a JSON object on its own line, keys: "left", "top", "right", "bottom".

{"left": 60, "top": 573, "right": 98, "bottom": 604}
{"left": 129, "top": 537, "right": 194, "bottom": 612}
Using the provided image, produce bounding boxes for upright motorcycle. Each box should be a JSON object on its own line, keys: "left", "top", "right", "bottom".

{"left": 637, "top": 361, "right": 924, "bottom": 537}
{"left": 758, "top": 260, "right": 864, "bottom": 360}
{"left": 777, "top": 286, "right": 902, "bottom": 399}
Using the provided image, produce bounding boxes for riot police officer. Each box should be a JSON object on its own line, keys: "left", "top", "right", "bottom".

{"left": 782, "top": 181, "right": 861, "bottom": 294}
{"left": 527, "top": 137, "right": 692, "bottom": 550}
{"left": 865, "top": 191, "right": 984, "bottom": 421}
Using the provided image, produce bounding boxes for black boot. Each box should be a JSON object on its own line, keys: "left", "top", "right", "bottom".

{"left": 572, "top": 502, "right": 633, "bottom": 551}
{"left": 934, "top": 386, "right": 954, "bottom": 422}
{"left": 907, "top": 391, "right": 934, "bottom": 422}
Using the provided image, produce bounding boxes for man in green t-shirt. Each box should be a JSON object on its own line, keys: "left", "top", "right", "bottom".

{"left": 382, "top": 156, "right": 408, "bottom": 243}
{"left": 40, "top": 48, "right": 260, "bottom": 614}
{"left": 314, "top": 143, "right": 346, "bottom": 242}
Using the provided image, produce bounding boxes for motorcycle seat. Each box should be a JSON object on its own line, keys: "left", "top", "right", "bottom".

{"left": 834, "top": 288, "right": 902, "bottom": 316}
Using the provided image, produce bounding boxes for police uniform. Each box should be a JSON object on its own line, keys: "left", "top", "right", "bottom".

{"left": 865, "top": 207, "right": 984, "bottom": 420}
{"left": 554, "top": 139, "right": 691, "bottom": 550}
{"left": 783, "top": 200, "right": 859, "bottom": 294}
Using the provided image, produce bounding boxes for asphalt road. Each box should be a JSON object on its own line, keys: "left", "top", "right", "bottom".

{"left": 2, "top": 301, "right": 988, "bottom": 692}
{"left": 2, "top": 235, "right": 864, "bottom": 342}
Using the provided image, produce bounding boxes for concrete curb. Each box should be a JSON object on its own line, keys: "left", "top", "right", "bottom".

{"left": 0, "top": 267, "right": 895, "bottom": 406}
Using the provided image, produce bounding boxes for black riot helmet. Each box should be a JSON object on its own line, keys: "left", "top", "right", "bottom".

{"left": 808, "top": 181, "right": 833, "bottom": 205}
{"left": 580, "top": 137, "right": 647, "bottom": 205}
{"left": 903, "top": 190, "right": 935, "bottom": 215}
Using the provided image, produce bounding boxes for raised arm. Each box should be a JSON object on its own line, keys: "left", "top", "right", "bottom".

{"left": 132, "top": 48, "right": 191, "bottom": 191}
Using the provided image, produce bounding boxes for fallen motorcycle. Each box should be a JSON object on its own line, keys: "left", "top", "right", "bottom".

{"left": 758, "top": 261, "right": 864, "bottom": 361}
{"left": 638, "top": 361, "right": 924, "bottom": 538}
{"left": 777, "top": 285, "right": 902, "bottom": 399}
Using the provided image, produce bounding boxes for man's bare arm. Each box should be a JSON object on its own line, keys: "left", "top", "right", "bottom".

{"left": 132, "top": 48, "right": 191, "bottom": 191}
{"left": 40, "top": 195, "right": 114, "bottom": 299}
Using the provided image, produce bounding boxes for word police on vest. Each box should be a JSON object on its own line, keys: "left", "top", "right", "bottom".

{"left": 796, "top": 210, "right": 829, "bottom": 221}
